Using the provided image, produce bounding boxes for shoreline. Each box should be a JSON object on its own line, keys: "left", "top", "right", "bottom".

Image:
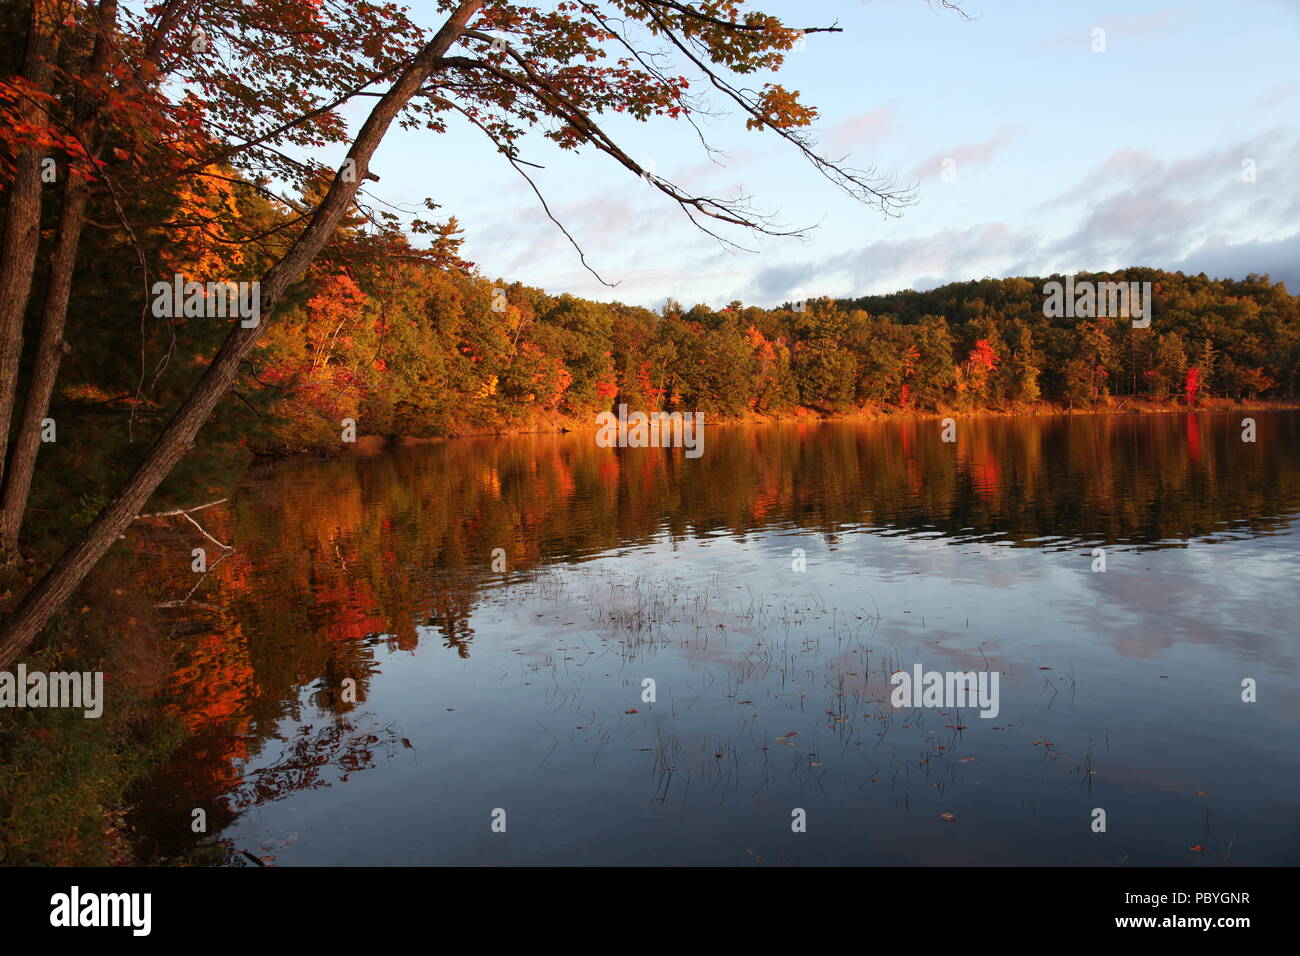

{"left": 256, "top": 397, "right": 1300, "bottom": 460}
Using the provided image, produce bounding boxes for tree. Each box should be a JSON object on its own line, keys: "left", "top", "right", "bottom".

{"left": 958, "top": 336, "right": 1000, "bottom": 409}
{"left": 1149, "top": 331, "right": 1188, "bottom": 401}
{"left": 794, "top": 338, "right": 855, "bottom": 410}
{"left": 1003, "top": 322, "right": 1041, "bottom": 406}
{"left": 0, "top": 0, "right": 939, "bottom": 662}
{"left": 1075, "top": 319, "right": 1115, "bottom": 402}
{"left": 0, "top": 0, "right": 434, "bottom": 549}
{"left": 1061, "top": 357, "right": 1094, "bottom": 410}
{"left": 0, "top": 2, "right": 481, "bottom": 662}
{"left": 850, "top": 314, "right": 910, "bottom": 406}
{"left": 793, "top": 305, "right": 854, "bottom": 410}
{"left": 0, "top": 0, "right": 56, "bottom": 492}
{"left": 753, "top": 337, "right": 798, "bottom": 413}
{"left": 1192, "top": 338, "right": 1215, "bottom": 398}
{"left": 907, "top": 315, "right": 957, "bottom": 410}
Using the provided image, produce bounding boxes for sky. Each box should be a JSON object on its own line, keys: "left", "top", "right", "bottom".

{"left": 341, "top": 0, "right": 1300, "bottom": 309}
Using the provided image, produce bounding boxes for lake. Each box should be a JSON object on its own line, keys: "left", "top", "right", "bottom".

{"left": 122, "top": 411, "right": 1300, "bottom": 865}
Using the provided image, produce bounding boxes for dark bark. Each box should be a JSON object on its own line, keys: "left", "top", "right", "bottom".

{"left": 0, "top": 0, "right": 118, "bottom": 552}
{"left": 0, "top": 1, "right": 483, "bottom": 666}
{"left": 0, "top": 0, "right": 56, "bottom": 485}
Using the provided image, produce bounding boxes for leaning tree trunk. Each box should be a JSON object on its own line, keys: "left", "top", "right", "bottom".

{"left": 0, "top": 1, "right": 483, "bottom": 666}
{"left": 0, "top": 0, "right": 56, "bottom": 486}
{"left": 0, "top": 0, "right": 118, "bottom": 552}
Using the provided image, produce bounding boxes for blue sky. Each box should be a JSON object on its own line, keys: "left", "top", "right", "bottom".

{"left": 345, "top": 0, "right": 1300, "bottom": 308}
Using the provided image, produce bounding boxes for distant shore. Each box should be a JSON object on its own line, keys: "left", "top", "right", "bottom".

{"left": 246, "top": 396, "right": 1300, "bottom": 459}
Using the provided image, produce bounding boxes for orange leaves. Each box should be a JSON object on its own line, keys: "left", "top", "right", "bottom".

{"left": 900, "top": 344, "right": 921, "bottom": 375}
{"left": 746, "top": 83, "right": 817, "bottom": 131}
{"left": 160, "top": 171, "right": 249, "bottom": 278}
{"left": 306, "top": 270, "right": 367, "bottom": 327}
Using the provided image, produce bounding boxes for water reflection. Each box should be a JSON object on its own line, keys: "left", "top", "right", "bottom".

{"left": 122, "top": 412, "right": 1300, "bottom": 864}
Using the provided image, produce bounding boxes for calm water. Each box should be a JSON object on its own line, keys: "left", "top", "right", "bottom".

{"left": 124, "top": 412, "right": 1300, "bottom": 865}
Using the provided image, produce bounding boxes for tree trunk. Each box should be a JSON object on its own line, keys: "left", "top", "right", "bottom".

{"left": 0, "top": 0, "right": 56, "bottom": 484}
{"left": 0, "top": 176, "right": 91, "bottom": 552}
{"left": 0, "top": 1, "right": 482, "bottom": 666}
{"left": 0, "top": 0, "right": 117, "bottom": 552}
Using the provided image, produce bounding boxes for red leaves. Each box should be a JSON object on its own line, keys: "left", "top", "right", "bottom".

{"left": 968, "top": 338, "right": 1000, "bottom": 372}
{"left": 0, "top": 78, "right": 102, "bottom": 184}
{"left": 1184, "top": 365, "right": 1200, "bottom": 405}
{"left": 636, "top": 359, "right": 665, "bottom": 401}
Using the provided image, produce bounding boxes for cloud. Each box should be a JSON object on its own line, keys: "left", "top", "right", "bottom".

{"left": 1040, "top": 130, "right": 1300, "bottom": 269}
{"left": 1172, "top": 231, "right": 1300, "bottom": 290}
{"left": 1251, "top": 81, "right": 1300, "bottom": 110}
{"left": 467, "top": 126, "right": 1300, "bottom": 309}
{"left": 537, "top": 263, "right": 757, "bottom": 306}
{"left": 1040, "top": 148, "right": 1164, "bottom": 208}
{"left": 824, "top": 105, "right": 895, "bottom": 157}
{"left": 744, "top": 222, "right": 1042, "bottom": 302}
{"left": 907, "top": 129, "right": 1016, "bottom": 181}
{"left": 738, "top": 132, "right": 1300, "bottom": 305}
{"left": 1039, "top": 7, "right": 1185, "bottom": 51}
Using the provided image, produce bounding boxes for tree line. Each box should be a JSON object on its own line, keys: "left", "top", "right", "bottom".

{"left": 224, "top": 255, "right": 1300, "bottom": 446}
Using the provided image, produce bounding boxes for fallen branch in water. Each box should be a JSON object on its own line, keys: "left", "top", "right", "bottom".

{"left": 137, "top": 498, "right": 227, "bottom": 518}
{"left": 136, "top": 499, "right": 233, "bottom": 551}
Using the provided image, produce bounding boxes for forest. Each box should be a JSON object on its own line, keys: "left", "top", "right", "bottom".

{"left": 1, "top": 0, "right": 1298, "bottom": 870}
